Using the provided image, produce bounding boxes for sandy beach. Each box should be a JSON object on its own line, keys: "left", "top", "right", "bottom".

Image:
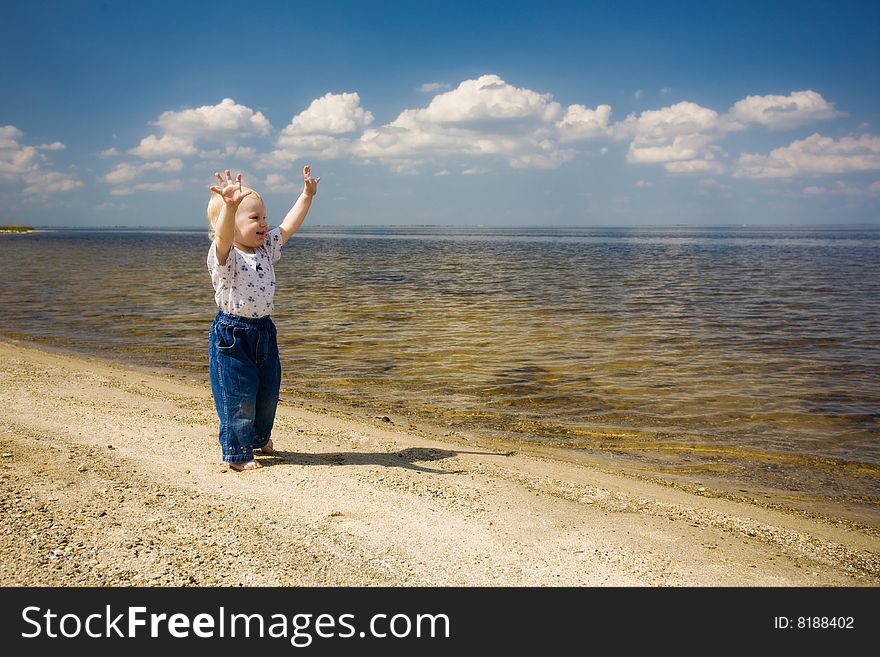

{"left": 0, "top": 337, "right": 877, "bottom": 586}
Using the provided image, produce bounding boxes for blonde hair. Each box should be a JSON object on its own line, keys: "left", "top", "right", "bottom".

{"left": 206, "top": 187, "right": 263, "bottom": 240}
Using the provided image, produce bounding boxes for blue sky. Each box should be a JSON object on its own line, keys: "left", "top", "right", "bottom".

{"left": 2, "top": 0, "right": 879, "bottom": 227}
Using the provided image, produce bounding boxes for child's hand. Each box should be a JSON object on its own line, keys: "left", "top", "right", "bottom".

{"left": 302, "top": 165, "right": 321, "bottom": 197}
{"left": 209, "top": 170, "right": 252, "bottom": 206}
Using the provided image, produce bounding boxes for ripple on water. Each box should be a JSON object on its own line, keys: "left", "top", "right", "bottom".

{"left": 2, "top": 227, "right": 879, "bottom": 517}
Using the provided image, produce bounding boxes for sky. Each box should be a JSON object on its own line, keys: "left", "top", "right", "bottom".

{"left": 2, "top": 0, "right": 879, "bottom": 228}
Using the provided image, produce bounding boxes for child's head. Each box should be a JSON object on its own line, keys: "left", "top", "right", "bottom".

{"left": 207, "top": 187, "right": 267, "bottom": 247}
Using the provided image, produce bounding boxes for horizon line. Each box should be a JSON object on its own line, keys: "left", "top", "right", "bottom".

{"left": 19, "top": 222, "right": 880, "bottom": 231}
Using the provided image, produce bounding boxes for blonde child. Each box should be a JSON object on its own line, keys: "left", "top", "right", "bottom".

{"left": 206, "top": 166, "right": 320, "bottom": 471}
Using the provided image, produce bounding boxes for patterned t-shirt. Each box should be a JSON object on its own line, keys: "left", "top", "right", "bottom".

{"left": 207, "top": 227, "right": 284, "bottom": 317}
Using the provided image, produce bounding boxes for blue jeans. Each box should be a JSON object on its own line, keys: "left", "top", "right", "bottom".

{"left": 208, "top": 309, "right": 281, "bottom": 462}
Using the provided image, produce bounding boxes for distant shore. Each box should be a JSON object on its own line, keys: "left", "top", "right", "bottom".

{"left": 1, "top": 336, "right": 877, "bottom": 586}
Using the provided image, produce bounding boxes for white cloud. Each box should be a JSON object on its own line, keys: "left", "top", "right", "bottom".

{"left": 262, "top": 93, "right": 373, "bottom": 166}
{"left": 462, "top": 167, "right": 488, "bottom": 175}
{"left": 103, "top": 158, "right": 183, "bottom": 182}
{"left": 434, "top": 169, "right": 450, "bottom": 176}
{"left": 352, "top": 74, "right": 572, "bottom": 170}
{"left": 130, "top": 98, "right": 271, "bottom": 160}
{"left": 102, "top": 158, "right": 187, "bottom": 193}
{"left": 263, "top": 173, "right": 300, "bottom": 193}
{"left": 104, "top": 162, "right": 140, "bottom": 184}
{"left": 0, "top": 125, "right": 24, "bottom": 149}
{"left": 256, "top": 149, "right": 298, "bottom": 170}
{"left": 38, "top": 142, "right": 65, "bottom": 151}
{"left": 282, "top": 92, "right": 373, "bottom": 137}
{"left": 406, "top": 74, "right": 562, "bottom": 127}
{"left": 0, "top": 146, "right": 40, "bottom": 176}
{"left": 99, "top": 147, "right": 120, "bottom": 158}
{"left": 274, "top": 135, "right": 354, "bottom": 160}
{"left": 633, "top": 89, "right": 642, "bottom": 100}
{"left": 803, "top": 185, "right": 825, "bottom": 195}
{"left": 130, "top": 133, "right": 198, "bottom": 159}
{"left": 627, "top": 140, "right": 702, "bottom": 164}
{"left": 616, "top": 102, "right": 719, "bottom": 144}
{"left": 22, "top": 171, "right": 82, "bottom": 195}
{"left": 611, "top": 90, "right": 842, "bottom": 176}
{"left": 660, "top": 87, "right": 672, "bottom": 96}
{"left": 137, "top": 158, "right": 184, "bottom": 172}
{"left": 0, "top": 124, "right": 81, "bottom": 196}
{"left": 615, "top": 102, "right": 721, "bottom": 171}
{"left": 258, "top": 138, "right": 352, "bottom": 170}
{"left": 155, "top": 98, "right": 271, "bottom": 139}
{"left": 734, "top": 133, "right": 880, "bottom": 178}
{"left": 633, "top": 180, "right": 652, "bottom": 188}
{"left": 726, "top": 90, "right": 842, "bottom": 130}
{"left": 556, "top": 104, "right": 612, "bottom": 141}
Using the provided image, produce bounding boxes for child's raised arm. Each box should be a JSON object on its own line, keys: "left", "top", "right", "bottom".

{"left": 279, "top": 165, "right": 321, "bottom": 246}
{"left": 209, "top": 170, "right": 252, "bottom": 266}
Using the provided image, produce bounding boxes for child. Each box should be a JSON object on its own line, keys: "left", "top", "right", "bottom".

{"left": 206, "top": 166, "right": 320, "bottom": 471}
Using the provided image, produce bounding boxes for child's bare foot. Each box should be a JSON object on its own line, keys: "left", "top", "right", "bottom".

{"left": 228, "top": 460, "right": 262, "bottom": 471}
{"left": 257, "top": 439, "right": 275, "bottom": 455}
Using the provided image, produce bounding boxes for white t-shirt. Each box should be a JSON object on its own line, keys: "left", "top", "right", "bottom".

{"left": 207, "top": 227, "right": 284, "bottom": 317}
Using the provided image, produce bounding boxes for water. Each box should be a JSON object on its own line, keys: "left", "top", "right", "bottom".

{"left": 3, "top": 225, "right": 879, "bottom": 519}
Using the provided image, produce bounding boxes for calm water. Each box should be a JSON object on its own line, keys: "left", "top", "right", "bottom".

{"left": 3, "top": 226, "right": 879, "bottom": 516}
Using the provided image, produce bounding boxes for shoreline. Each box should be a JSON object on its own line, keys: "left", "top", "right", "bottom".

{"left": 3, "top": 332, "right": 877, "bottom": 531}
{"left": 1, "top": 336, "right": 878, "bottom": 586}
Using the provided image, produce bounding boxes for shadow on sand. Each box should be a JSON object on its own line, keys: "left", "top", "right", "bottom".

{"left": 259, "top": 446, "right": 514, "bottom": 474}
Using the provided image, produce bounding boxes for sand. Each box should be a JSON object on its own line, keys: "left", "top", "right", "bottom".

{"left": 0, "top": 337, "right": 877, "bottom": 586}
